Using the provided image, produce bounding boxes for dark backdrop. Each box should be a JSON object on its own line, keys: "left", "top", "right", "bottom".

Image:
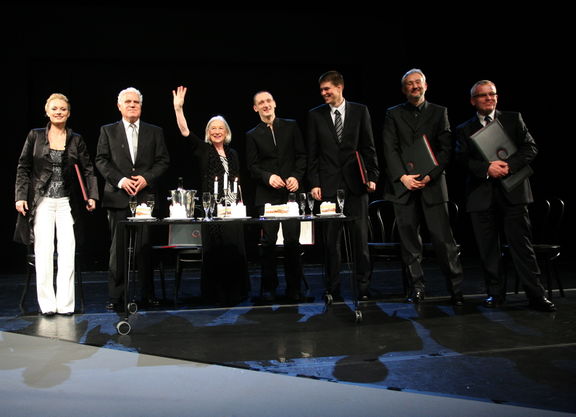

{"left": 2, "top": 5, "right": 573, "bottom": 273}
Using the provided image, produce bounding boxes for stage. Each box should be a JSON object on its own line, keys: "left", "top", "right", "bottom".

{"left": 1, "top": 256, "right": 575, "bottom": 416}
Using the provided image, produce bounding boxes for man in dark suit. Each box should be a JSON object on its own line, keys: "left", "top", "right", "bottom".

{"left": 96, "top": 87, "right": 170, "bottom": 310}
{"left": 454, "top": 80, "right": 555, "bottom": 312}
{"left": 382, "top": 69, "right": 464, "bottom": 305}
{"left": 307, "top": 71, "right": 379, "bottom": 301}
{"left": 246, "top": 91, "right": 307, "bottom": 302}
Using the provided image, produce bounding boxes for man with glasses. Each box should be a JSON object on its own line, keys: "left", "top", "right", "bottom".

{"left": 454, "top": 80, "right": 556, "bottom": 312}
{"left": 382, "top": 68, "right": 464, "bottom": 305}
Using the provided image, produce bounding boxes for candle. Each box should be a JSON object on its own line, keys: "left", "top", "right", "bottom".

{"left": 233, "top": 177, "right": 238, "bottom": 193}
{"left": 214, "top": 176, "right": 218, "bottom": 194}
{"left": 223, "top": 173, "right": 228, "bottom": 190}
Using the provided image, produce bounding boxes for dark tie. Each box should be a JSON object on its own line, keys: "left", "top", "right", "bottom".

{"left": 334, "top": 109, "right": 343, "bottom": 142}
{"left": 129, "top": 123, "right": 138, "bottom": 161}
{"left": 484, "top": 115, "right": 492, "bottom": 125}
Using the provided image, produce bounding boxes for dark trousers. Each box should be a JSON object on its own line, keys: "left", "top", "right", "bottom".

{"left": 393, "top": 194, "right": 463, "bottom": 296}
{"left": 106, "top": 208, "right": 154, "bottom": 302}
{"left": 470, "top": 188, "right": 544, "bottom": 300}
{"left": 324, "top": 192, "right": 371, "bottom": 295}
{"left": 260, "top": 218, "right": 304, "bottom": 295}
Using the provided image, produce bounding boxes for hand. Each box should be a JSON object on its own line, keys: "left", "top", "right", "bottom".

{"left": 269, "top": 174, "right": 286, "bottom": 189}
{"left": 366, "top": 181, "right": 376, "bottom": 192}
{"left": 285, "top": 177, "right": 299, "bottom": 192}
{"left": 311, "top": 187, "right": 322, "bottom": 201}
{"left": 131, "top": 175, "right": 148, "bottom": 194}
{"left": 15, "top": 200, "right": 28, "bottom": 216}
{"left": 487, "top": 161, "right": 509, "bottom": 178}
{"left": 172, "top": 86, "right": 187, "bottom": 111}
{"left": 86, "top": 199, "right": 96, "bottom": 212}
{"left": 400, "top": 174, "right": 427, "bottom": 190}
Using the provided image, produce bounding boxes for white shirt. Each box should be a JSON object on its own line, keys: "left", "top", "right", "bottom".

{"left": 478, "top": 111, "right": 496, "bottom": 126}
{"left": 118, "top": 119, "right": 140, "bottom": 188}
{"left": 330, "top": 100, "right": 346, "bottom": 126}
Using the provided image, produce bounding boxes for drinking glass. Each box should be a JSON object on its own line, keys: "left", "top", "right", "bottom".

{"left": 288, "top": 192, "right": 296, "bottom": 203}
{"left": 337, "top": 189, "right": 345, "bottom": 214}
{"left": 307, "top": 192, "right": 315, "bottom": 215}
{"left": 202, "top": 192, "right": 211, "bottom": 220}
{"left": 298, "top": 192, "right": 307, "bottom": 215}
{"left": 129, "top": 196, "right": 138, "bottom": 218}
{"left": 146, "top": 195, "right": 155, "bottom": 217}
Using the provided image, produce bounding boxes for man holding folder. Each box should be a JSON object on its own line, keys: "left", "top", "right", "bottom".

{"left": 382, "top": 68, "right": 464, "bottom": 305}
{"left": 454, "top": 80, "right": 555, "bottom": 312}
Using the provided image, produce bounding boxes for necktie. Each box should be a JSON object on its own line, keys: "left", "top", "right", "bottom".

{"left": 334, "top": 109, "right": 343, "bottom": 142}
{"left": 484, "top": 115, "right": 492, "bottom": 125}
{"left": 129, "top": 123, "right": 138, "bottom": 161}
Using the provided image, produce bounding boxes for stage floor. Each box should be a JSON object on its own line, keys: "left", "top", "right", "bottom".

{"left": 1, "top": 256, "right": 575, "bottom": 416}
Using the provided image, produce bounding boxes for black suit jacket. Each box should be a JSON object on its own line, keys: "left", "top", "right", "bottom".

{"left": 95, "top": 120, "right": 170, "bottom": 208}
{"left": 246, "top": 118, "right": 307, "bottom": 206}
{"left": 382, "top": 101, "right": 451, "bottom": 205}
{"left": 307, "top": 101, "right": 379, "bottom": 197}
{"left": 454, "top": 110, "right": 536, "bottom": 212}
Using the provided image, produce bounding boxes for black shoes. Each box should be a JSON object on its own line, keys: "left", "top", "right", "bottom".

{"left": 406, "top": 290, "right": 425, "bottom": 304}
{"left": 451, "top": 294, "right": 465, "bottom": 307}
{"left": 528, "top": 296, "right": 557, "bottom": 312}
{"left": 482, "top": 296, "right": 504, "bottom": 308}
{"left": 41, "top": 311, "right": 55, "bottom": 317}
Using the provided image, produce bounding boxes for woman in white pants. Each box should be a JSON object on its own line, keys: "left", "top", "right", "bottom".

{"left": 14, "top": 93, "right": 98, "bottom": 316}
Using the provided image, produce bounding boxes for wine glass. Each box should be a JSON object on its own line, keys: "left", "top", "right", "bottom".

{"left": 307, "top": 192, "right": 315, "bottom": 216}
{"left": 209, "top": 193, "right": 218, "bottom": 218}
{"left": 146, "top": 195, "right": 155, "bottom": 217}
{"left": 202, "top": 192, "right": 211, "bottom": 220}
{"left": 337, "top": 189, "right": 345, "bottom": 214}
{"left": 129, "top": 196, "right": 138, "bottom": 218}
{"left": 298, "top": 192, "right": 307, "bottom": 215}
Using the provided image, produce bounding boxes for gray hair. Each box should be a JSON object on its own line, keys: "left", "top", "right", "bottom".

{"left": 401, "top": 68, "right": 426, "bottom": 85}
{"left": 470, "top": 80, "right": 496, "bottom": 97}
{"left": 205, "top": 115, "right": 232, "bottom": 145}
{"left": 118, "top": 87, "right": 143, "bottom": 104}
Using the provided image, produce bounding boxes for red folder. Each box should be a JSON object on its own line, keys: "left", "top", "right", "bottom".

{"left": 74, "top": 163, "right": 89, "bottom": 201}
{"left": 355, "top": 151, "right": 368, "bottom": 185}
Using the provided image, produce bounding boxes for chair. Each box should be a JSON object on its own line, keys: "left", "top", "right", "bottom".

{"left": 20, "top": 248, "right": 85, "bottom": 314}
{"left": 367, "top": 199, "right": 407, "bottom": 295}
{"left": 513, "top": 198, "right": 565, "bottom": 298}
{"left": 153, "top": 222, "right": 203, "bottom": 306}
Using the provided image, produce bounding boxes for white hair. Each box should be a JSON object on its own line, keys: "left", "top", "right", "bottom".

{"left": 117, "top": 87, "right": 143, "bottom": 104}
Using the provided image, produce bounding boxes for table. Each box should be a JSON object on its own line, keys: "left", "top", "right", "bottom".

{"left": 116, "top": 215, "right": 360, "bottom": 334}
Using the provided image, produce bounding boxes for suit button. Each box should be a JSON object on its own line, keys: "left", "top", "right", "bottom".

{"left": 132, "top": 168, "right": 136, "bottom": 171}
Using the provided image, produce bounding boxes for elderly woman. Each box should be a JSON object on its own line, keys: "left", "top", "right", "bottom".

{"left": 173, "top": 86, "right": 249, "bottom": 305}
{"left": 14, "top": 93, "right": 98, "bottom": 316}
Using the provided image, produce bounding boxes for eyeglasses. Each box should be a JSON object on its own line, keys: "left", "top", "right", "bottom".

{"left": 472, "top": 92, "right": 498, "bottom": 98}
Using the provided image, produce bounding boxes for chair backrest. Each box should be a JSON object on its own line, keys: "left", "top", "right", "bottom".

{"left": 531, "top": 198, "right": 565, "bottom": 244}
{"left": 368, "top": 199, "right": 399, "bottom": 243}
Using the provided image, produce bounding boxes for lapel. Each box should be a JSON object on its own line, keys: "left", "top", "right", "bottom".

{"left": 321, "top": 105, "right": 340, "bottom": 145}
{"left": 115, "top": 120, "right": 133, "bottom": 164}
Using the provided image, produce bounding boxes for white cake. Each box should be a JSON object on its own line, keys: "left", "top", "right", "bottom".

{"left": 169, "top": 203, "right": 187, "bottom": 218}
{"left": 320, "top": 201, "right": 336, "bottom": 215}
{"left": 263, "top": 202, "right": 300, "bottom": 217}
{"left": 217, "top": 203, "right": 247, "bottom": 218}
{"left": 135, "top": 203, "right": 152, "bottom": 218}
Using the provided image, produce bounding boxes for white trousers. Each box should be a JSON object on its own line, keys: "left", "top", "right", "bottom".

{"left": 33, "top": 197, "right": 76, "bottom": 313}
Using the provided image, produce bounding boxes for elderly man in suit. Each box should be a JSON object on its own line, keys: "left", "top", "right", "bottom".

{"left": 246, "top": 91, "right": 307, "bottom": 302}
{"left": 454, "top": 80, "right": 555, "bottom": 312}
{"left": 96, "top": 87, "right": 170, "bottom": 310}
{"left": 307, "top": 70, "right": 379, "bottom": 301}
{"left": 382, "top": 68, "right": 464, "bottom": 305}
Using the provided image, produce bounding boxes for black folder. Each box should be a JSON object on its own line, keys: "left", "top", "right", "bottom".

{"left": 470, "top": 119, "right": 533, "bottom": 192}
{"left": 355, "top": 151, "right": 368, "bottom": 185}
{"left": 402, "top": 134, "right": 439, "bottom": 179}
{"left": 393, "top": 135, "right": 439, "bottom": 196}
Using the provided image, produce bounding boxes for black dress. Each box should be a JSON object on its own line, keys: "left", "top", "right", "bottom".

{"left": 186, "top": 133, "right": 250, "bottom": 305}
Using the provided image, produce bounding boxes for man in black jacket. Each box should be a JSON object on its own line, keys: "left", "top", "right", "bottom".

{"left": 246, "top": 91, "right": 307, "bottom": 302}
{"left": 454, "top": 80, "right": 555, "bottom": 312}
{"left": 382, "top": 69, "right": 464, "bottom": 305}
{"left": 96, "top": 87, "right": 170, "bottom": 310}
